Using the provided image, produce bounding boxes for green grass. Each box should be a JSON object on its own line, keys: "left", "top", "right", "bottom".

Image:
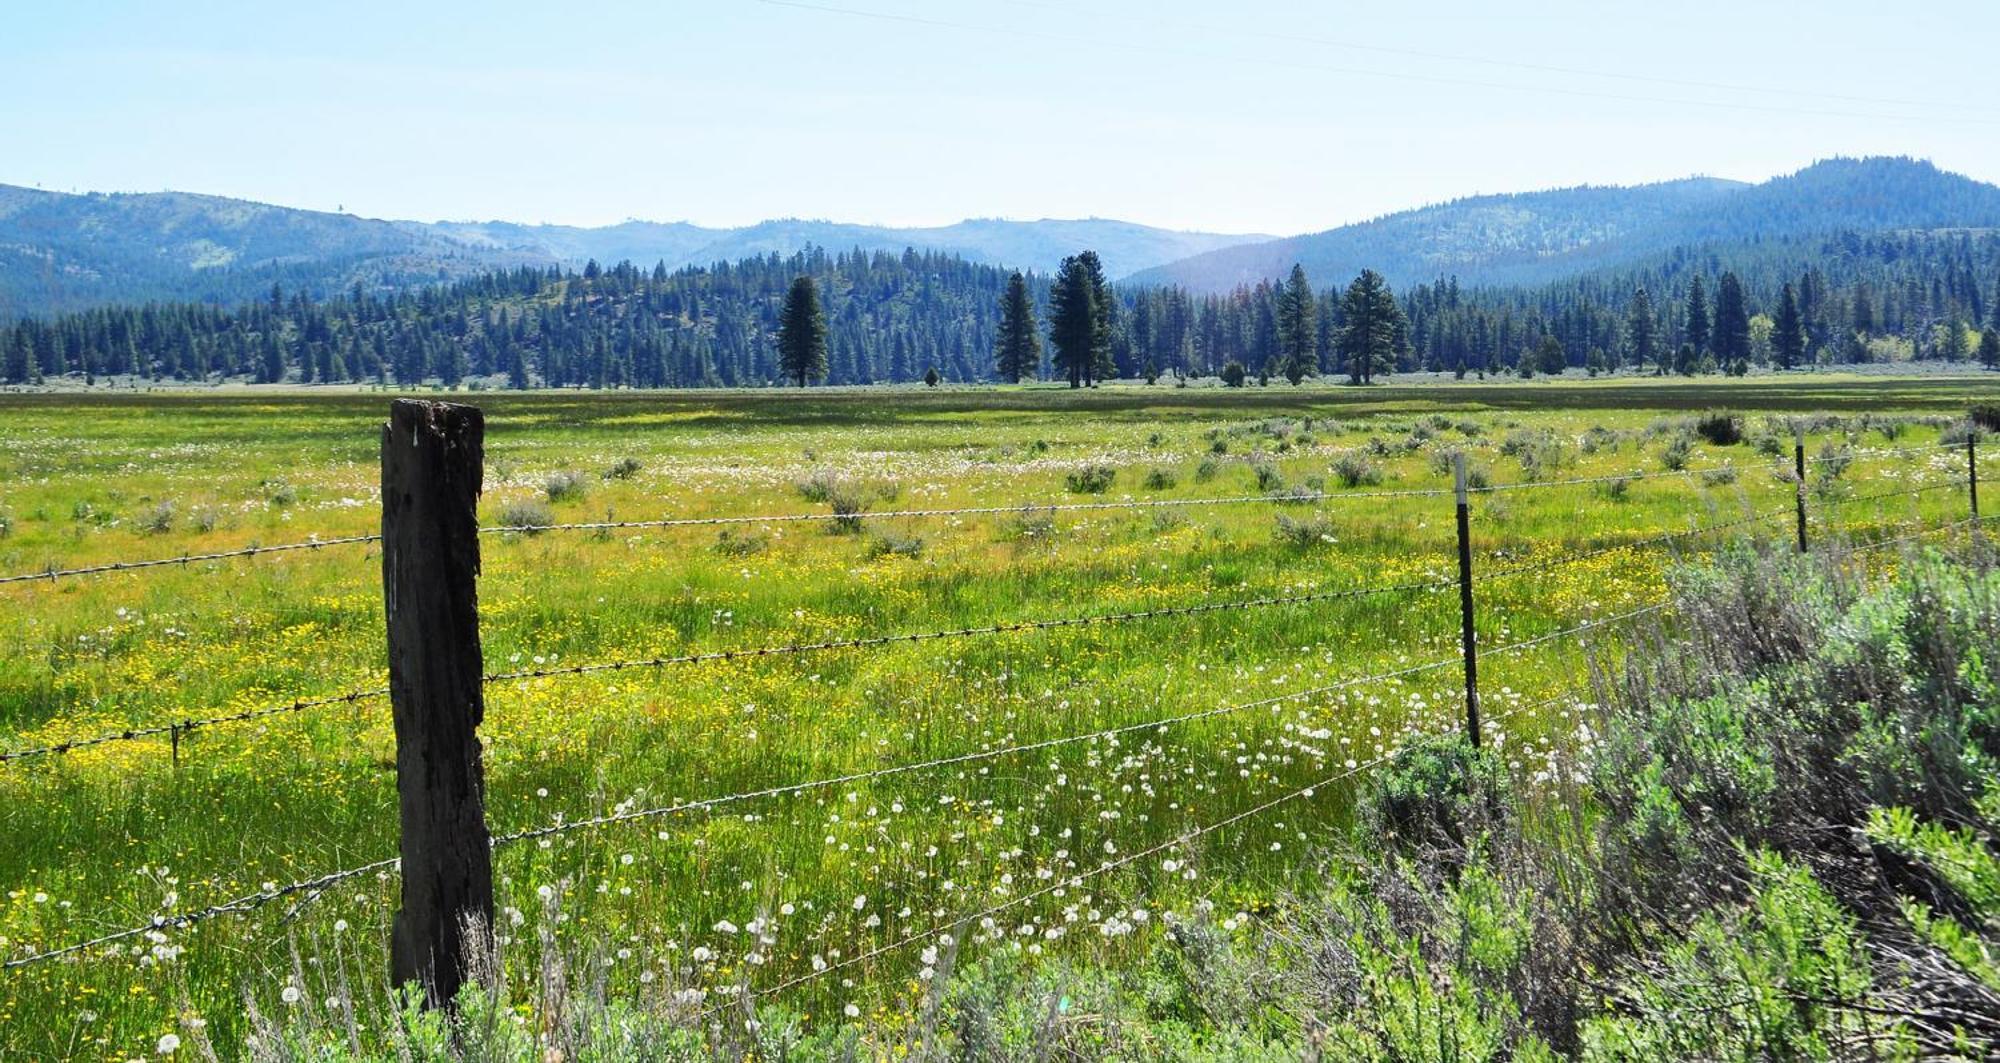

{"left": 0, "top": 379, "right": 1991, "bottom": 1059}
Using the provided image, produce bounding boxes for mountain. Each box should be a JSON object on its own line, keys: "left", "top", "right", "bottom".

{"left": 1128, "top": 157, "right": 2000, "bottom": 293}
{"left": 0, "top": 183, "right": 1265, "bottom": 317}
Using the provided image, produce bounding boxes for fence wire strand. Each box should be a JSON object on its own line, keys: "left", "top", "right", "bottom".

{"left": 1, "top": 606, "right": 1652, "bottom": 972}
{"left": 0, "top": 534, "right": 382, "bottom": 587}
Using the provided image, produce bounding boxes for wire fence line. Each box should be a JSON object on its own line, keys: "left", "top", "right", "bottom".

{"left": 0, "top": 576, "right": 1457, "bottom": 766}
{"left": 3, "top": 480, "right": 1895, "bottom": 766}
{"left": 0, "top": 685, "right": 392, "bottom": 765}
{"left": 0, "top": 609, "right": 1649, "bottom": 973}
{"left": 5, "top": 435, "right": 1980, "bottom": 590}
{"left": 699, "top": 687, "right": 1587, "bottom": 1018}
{"left": 0, "top": 534, "right": 383, "bottom": 587}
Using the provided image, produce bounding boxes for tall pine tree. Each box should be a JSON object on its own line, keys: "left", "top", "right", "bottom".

{"left": 1276, "top": 264, "right": 1317, "bottom": 384}
{"left": 1714, "top": 272, "right": 1751, "bottom": 373}
{"left": 993, "top": 271, "right": 1041, "bottom": 383}
{"left": 775, "top": 276, "right": 828, "bottom": 387}
{"left": 1771, "top": 281, "right": 1806, "bottom": 370}
{"left": 1336, "top": 270, "right": 1403, "bottom": 385}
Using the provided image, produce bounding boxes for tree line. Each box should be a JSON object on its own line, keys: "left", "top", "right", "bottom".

{"left": 5, "top": 230, "right": 1998, "bottom": 388}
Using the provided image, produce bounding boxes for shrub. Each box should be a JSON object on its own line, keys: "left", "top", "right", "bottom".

{"left": 544, "top": 469, "right": 590, "bottom": 503}
{"left": 0, "top": 510, "right": 11, "bottom": 539}
{"left": 1970, "top": 403, "right": 2000, "bottom": 433}
{"left": 1143, "top": 468, "right": 1178, "bottom": 491}
{"left": 1359, "top": 735, "right": 1505, "bottom": 855}
{"left": 266, "top": 481, "right": 299, "bottom": 508}
{"left": 605, "top": 457, "right": 643, "bottom": 480}
{"left": 138, "top": 500, "right": 175, "bottom": 535}
{"left": 712, "top": 529, "right": 767, "bottom": 556}
{"left": 1219, "top": 360, "right": 1247, "bottom": 387}
{"left": 1065, "top": 464, "right": 1116, "bottom": 494}
{"left": 1194, "top": 457, "right": 1220, "bottom": 483}
{"left": 498, "top": 498, "right": 554, "bottom": 533}
{"left": 1210, "top": 438, "right": 1229, "bottom": 455}
{"left": 1273, "top": 512, "right": 1336, "bottom": 548}
{"left": 1251, "top": 460, "right": 1285, "bottom": 492}
{"left": 1002, "top": 509, "right": 1056, "bottom": 541}
{"left": 866, "top": 533, "right": 925, "bottom": 560}
{"left": 1595, "top": 476, "right": 1631, "bottom": 501}
{"left": 1700, "top": 465, "right": 1739, "bottom": 487}
{"left": 1330, "top": 452, "right": 1383, "bottom": 488}
{"left": 1659, "top": 435, "right": 1693, "bottom": 471}
{"left": 1693, "top": 410, "right": 1744, "bottom": 446}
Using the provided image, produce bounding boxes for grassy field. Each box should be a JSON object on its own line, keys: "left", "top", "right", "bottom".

{"left": 0, "top": 377, "right": 1992, "bottom": 1060}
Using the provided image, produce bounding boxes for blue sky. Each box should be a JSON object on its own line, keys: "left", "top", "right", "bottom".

{"left": 5, "top": 0, "right": 1996, "bottom": 234}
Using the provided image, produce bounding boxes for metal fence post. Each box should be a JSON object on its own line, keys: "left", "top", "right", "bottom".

{"left": 382, "top": 399, "right": 493, "bottom": 1009}
{"left": 1794, "top": 431, "right": 1809, "bottom": 553}
{"left": 1969, "top": 433, "right": 1981, "bottom": 543}
{"left": 1453, "top": 452, "right": 1481, "bottom": 748}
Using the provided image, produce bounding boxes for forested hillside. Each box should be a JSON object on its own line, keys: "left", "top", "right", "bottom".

{"left": 1132, "top": 157, "right": 2000, "bottom": 293}
{"left": 6, "top": 221, "right": 1997, "bottom": 389}
{"left": 0, "top": 182, "right": 1259, "bottom": 317}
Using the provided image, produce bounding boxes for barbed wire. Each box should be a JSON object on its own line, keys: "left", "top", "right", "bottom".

{"left": 1, "top": 608, "right": 1652, "bottom": 973}
{"left": 0, "top": 685, "right": 391, "bottom": 765}
{"left": 1476, "top": 503, "right": 1794, "bottom": 584}
{"left": 700, "top": 687, "right": 1586, "bottom": 1018}
{"left": 1819, "top": 480, "right": 1969, "bottom": 509}
{"left": 0, "top": 534, "right": 381, "bottom": 588}
{"left": 479, "top": 576, "right": 1455, "bottom": 687}
{"left": 0, "top": 856, "right": 400, "bottom": 970}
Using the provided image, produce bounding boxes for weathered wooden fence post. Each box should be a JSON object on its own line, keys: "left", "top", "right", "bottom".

{"left": 1452, "top": 451, "right": 1481, "bottom": 749}
{"left": 1794, "top": 431, "right": 1809, "bottom": 553}
{"left": 382, "top": 400, "right": 493, "bottom": 1009}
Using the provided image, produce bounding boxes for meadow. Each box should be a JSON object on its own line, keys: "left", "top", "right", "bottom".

{"left": 0, "top": 376, "right": 1993, "bottom": 1060}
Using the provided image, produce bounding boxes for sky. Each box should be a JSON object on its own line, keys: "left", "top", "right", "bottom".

{"left": 5, "top": 0, "right": 1998, "bottom": 236}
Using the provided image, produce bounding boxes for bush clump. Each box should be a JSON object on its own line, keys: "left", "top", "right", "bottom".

{"left": 1065, "top": 464, "right": 1117, "bottom": 494}
{"left": 1142, "top": 468, "right": 1178, "bottom": 491}
{"left": 1330, "top": 452, "right": 1383, "bottom": 488}
{"left": 543, "top": 470, "right": 590, "bottom": 503}
{"left": 498, "top": 498, "right": 554, "bottom": 533}
{"left": 604, "top": 457, "right": 643, "bottom": 480}
{"left": 1693, "top": 410, "right": 1744, "bottom": 446}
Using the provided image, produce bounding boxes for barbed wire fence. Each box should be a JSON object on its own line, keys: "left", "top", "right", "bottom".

{"left": 1, "top": 401, "right": 1990, "bottom": 1022}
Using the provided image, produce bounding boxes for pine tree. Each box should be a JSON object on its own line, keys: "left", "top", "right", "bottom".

{"left": 993, "top": 271, "right": 1041, "bottom": 383}
{"left": 1980, "top": 328, "right": 2000, "bottom": 371}
{"left": 1048, "top": 253, "right": 1101, "bottom": 388}
{"left": 1713, "top": 272, "right": 1751, "bottom": 373}
{"left": 1626, "top": 287, "right": 1659, "bottom": 371}
{"left": 1685, "top": 276, "right": 1711, "bottom": 356}
{"left": 1335, "top": 270, "right": 1404, "bottom": 385}
{"left": 1771, "top": 281, "right": 1806, "bottom": 370}
{"left": 1276, "top": 264, "right": 1316, "bottom": 384}
{"left": 775, "top": 276, "right": 828, "bottom": 387}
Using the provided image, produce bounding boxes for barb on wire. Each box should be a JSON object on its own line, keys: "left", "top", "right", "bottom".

{"left": 0, "top": 685, "right": 391, "bottom": 765}
{"left": 0, "top": 534, "right": 381, "bottom": 588}
{"left": 701, "top": 687, "right": 1588, "bottom": 1016}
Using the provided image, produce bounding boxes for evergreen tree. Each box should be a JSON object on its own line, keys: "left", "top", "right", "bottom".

{"left": 1626, "top": 286, "right": 1658, "bottom": 371}
{"left": 1684, "top": 276, "right": 1712, "bottom": 356}
{"left": 1980, "top": 328, "right": 2000, "bottom": 371}
{"left": 1275, "top": 263, "right": 1316, "bottom": 384}
{"left": 1536, "top": 334, "right": 1566, "bottom": 376}
{"left": 1335, "top": 270, "right": 1403, "bottom": 385}
{"left": 1714, "top": 272, "right": 1751, "bottom": 373}
{"left": 993, "top": 271, "right": 1041, "bottom": 383}
{"left": 775, "top": 275, "right": 828, "bottom": 387}
{"left": 1771, "top": 281, "right": 1806, "bottom": 370}
{"left": 1048, "top": 253, "right": 1102, "bottom": 388}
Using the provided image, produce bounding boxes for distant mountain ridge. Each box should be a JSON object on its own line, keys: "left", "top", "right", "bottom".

{"left": 0, "top": 185, "right": 1265, "bottom": 316}
{"left": 1129, "top": 157, "right": 2000, "bottom": 293}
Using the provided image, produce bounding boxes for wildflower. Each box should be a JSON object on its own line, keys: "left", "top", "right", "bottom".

{"left": 156, "top": 1034, "right": 180, "bottom": 1055}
